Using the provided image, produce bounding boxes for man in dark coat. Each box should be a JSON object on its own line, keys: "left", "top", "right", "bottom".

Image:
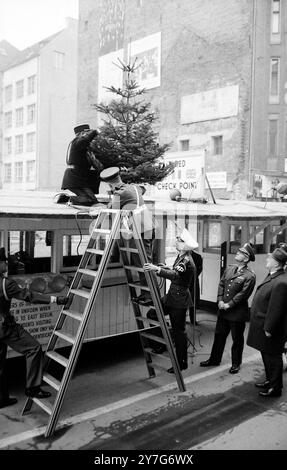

{"left": 143, "top": 229, "right": 198, "bottom": 373}
{"left": 200, "top": 243, "right": 256, "bottom": 374}
{"left": 247, "top": 245, "right": 287, "bottom": 397}
{"left": 56, "top": 124, "right": 103, "bottom": 206}
{"left": 0, "top": 248, "right": 67, "bottom": 408}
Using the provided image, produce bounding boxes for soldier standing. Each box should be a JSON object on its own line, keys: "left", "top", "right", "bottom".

{"left": 200, "top": 243, "right": 256, "bottom": 374}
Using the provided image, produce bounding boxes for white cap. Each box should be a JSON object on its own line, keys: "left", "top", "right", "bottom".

{"left": 179, "top": 228, "right": 199, "bottom": 250}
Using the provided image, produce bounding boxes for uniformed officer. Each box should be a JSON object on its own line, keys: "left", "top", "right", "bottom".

{"left": 57, "top": 124, "right": 103, "bottom": 206}
{"left": 247, "top": 245, "right": 287, "bottom": 397}
{"left": 143, "top": 229, "right": 198, "bottom": 373}
{"left": 100, "top": 167, "right": 156, "bottom": 302}
{"left": 0, "top": 248, "right": 68, "bottom": 408}
{"left": 200, "top": 243, "right": 256, "bottom": 374}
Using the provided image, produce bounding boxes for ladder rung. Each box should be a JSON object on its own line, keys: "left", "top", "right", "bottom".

{"left": 140, "top": 332, "right": 167, "bottom": 345}
{"left": 119, "top": 247, "right": 139, "bottom": 253}
{"left": 78, "top": 268, "right": 98, "bottom": 276}
{"left": 62, "top": 309, "right": 83, "bottom": 321}
{"left": 135, "top": 316, "right": 160, "bottom": 326}
{"left": 128, "top": 283, "right": 150, "bottom": 291}
{"left": 93, "top": 229, "right": 111, "bottom": 234}
{"left": 70, "top": 288, "right": 90, "bottom": 299}
{"left": 46, "top": 351, "right": 69, "bottom": 367}
{"left": 54, "top": 330, "right": 76, "bottom": 344}
{"left": 86, "top": 248, "right": 104, "bottom": 255}
{"left": 43, "top": 373, "right": 61, "bottom": 391}
{"left": 32, "top": 397, "right": 53, "bottom": 415}
{"left": 124, "top": 265, "right": 144, "bottom": 272}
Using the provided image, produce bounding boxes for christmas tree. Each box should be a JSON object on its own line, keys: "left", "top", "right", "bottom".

{"left": 90, "top": 59, "right": 174, "bottom": 185}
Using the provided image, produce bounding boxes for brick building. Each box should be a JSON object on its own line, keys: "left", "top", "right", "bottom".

{"left": 77, "top": 0, "right": 287, "bottom": 199}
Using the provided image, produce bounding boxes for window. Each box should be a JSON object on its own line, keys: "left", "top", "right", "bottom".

{"left": 211, "top": 135, "right": 223, "bottom": 155}
{"left": 14, "top": 162, "right": 23, "bottom": 183}
{"left": 26, "top": 160, "right": 36, "bottom": 182}
{"left": 268, "top": 118, "right": 278, "bottom": 157}
{"left": 26, "top": 132, "right": 36, "bottom": 152}
{"left": 4, "top": 111, "right": 12, "bottom": 129}
{"left": 53, "top": 51, "right": 65, "bottom": 69}
{"left": 4, "top": 164, "right": 12, "bottom": 183}
{"left": 271, "top": 0, "right": 280, "bottom": 42}
{"left": 15, "top": 107, "right": 24, "bottom": 127}
{"left": 16, "top": 80, "right": 24, "bottom": 99}
{"left": 229, "top": 225, "right": 242, "bottom": 254}
{"left": 27, "top": 75, "right": 36, "bottom": 94}
{"left": 180, "top": 139, "right": 190, "bottom": 151}
{"left": 4, "top": 137, "right": 12, "bottom": 155}
{"left": 203, "top": 221, "right": 221, "bottom": 252}
{"left": 27, "top": 104, "right": 36, "bottom": 124}
{"left": 15, "top": 135, "right": 23, "bottom": 154}
{"left": 270, "top": 58, "right": 280, "bottom": 102}
{"left": 4, "top": 85, "right": 12, "bottom": 103}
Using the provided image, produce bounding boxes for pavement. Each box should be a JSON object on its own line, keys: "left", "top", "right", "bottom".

{"left": 0, "top": 309, "right": 287, "bottom": 451}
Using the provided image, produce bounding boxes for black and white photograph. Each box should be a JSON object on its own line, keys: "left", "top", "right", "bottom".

{"left": 0, "top": 0, "right": 287, "bottom": 459}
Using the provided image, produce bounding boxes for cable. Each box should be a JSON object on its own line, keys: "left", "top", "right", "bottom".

{"left": 74, "top": 210, "right": 90, "bottom": 256}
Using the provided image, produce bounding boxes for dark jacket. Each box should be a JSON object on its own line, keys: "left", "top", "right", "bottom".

{"left": 189, "top": 251, "right": 203, "bottom": 307}
{"left": 62, "top": 129, "right": 100, "bottom": 192}
{"left": 0, "top": 276, "right": 50, "bottom": 322}
{"left": 67, "top": 129, "right": 98, "bottom": 167}
{"left": 217, "top": 264, "right": 256, "bottom": 322}
{"left": 247, "top": 270, "right": 287, "bottom": 354}
{"left": 157, "top": 254, "right": 196, "bottom": 309}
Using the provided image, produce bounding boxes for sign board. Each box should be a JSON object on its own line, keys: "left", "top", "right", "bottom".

{"left": 181, "top": 85, "right": 239, "bottom": 124}
{"left": 151, "top": 151, "right": 205, "bottom": 199}
{"left": 206, "top": 172, "right": 227, "bottom": 189}
{"left": 128, "top": 32, "right": 161, "bottom": 90}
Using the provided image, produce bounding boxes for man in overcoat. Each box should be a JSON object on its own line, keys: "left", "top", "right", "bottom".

{"left": 200, "top": 243, "right": 256, "bottom": 373}
{"left": 247, "top": 245, "right": 287, "bottom": 397}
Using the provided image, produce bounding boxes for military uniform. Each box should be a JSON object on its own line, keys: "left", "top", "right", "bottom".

{"left": 199, "top": 239, "right": 257, "bottom": 374}
{"left": 60, "top": 125, "right": 101, "bottom": 206}
{"left": 0, "top": 248, "right": 67, "bottom": 406}
{"left": 155, "top": 254, "right": 196, "bottom": 369}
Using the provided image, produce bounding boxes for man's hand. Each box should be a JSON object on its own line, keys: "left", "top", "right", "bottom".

{"left": 265, "top": 331, "right": 272, "bottom": 338}
{"left": 223, "top": 303, "right": 230, "bottom": 310}
{"left": 218, "top": 301, "right": 225, "bottom": 309}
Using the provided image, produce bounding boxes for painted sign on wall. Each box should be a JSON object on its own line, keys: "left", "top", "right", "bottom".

{"left": 181, "top": 85, "right": 239, "bottom": 124}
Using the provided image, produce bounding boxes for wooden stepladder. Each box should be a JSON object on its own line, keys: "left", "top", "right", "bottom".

{"left": 22, "top": 209, "right": 185, "bottom": 438}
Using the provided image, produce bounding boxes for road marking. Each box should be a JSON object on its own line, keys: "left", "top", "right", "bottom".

{"left": 0, "top": 352, "right": 260, "bottom": 449}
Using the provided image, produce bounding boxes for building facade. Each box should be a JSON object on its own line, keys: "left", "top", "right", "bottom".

{"left": 1, "top": 18, "right": 78, "bottom": 191}
{"left": 77, "top": 0, "right": 287, "bottom": 199}
{"left": 0, "top": 40, "right": 19, "bottom": 189}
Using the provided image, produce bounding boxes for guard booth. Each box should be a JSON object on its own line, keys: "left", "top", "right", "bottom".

{"left": 1, "top": 190, "right": 287, "bottom": 358}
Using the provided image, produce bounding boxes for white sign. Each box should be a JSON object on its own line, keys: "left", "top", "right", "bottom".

{"left": 181, "top": 85, "right": 239, "bottom": 124}
{"left": 128, "top": 32, "right": 161, "bottom": 89}
{"left": 152, "top": 151, "right": 205, "bottom": 198}
{"left": 206, "top": 172, "right": 227, "bottom": 189}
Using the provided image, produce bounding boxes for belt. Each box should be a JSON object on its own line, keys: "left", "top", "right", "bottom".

{"left": 67, "top": 165, "right": 76, "bottom": 169}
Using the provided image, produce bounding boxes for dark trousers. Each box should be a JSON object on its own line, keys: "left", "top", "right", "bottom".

{"left": 69, "top": 188, "right": 99, "bottom": 206}
{"left": 210, "top": 316, "right": 245, "bottom": 366}
{"left": 147, "top": 306, "right": 187, "bottom": 368}
{"left": 0, "top": 323, "right": 43, "bottom": 401}
{"left": 261, "top": 351, "right": 283, "bottom": 390}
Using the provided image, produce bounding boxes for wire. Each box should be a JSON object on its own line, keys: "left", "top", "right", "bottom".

{"left": 74, "top": 210, "right": 90, "bottom": 256}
